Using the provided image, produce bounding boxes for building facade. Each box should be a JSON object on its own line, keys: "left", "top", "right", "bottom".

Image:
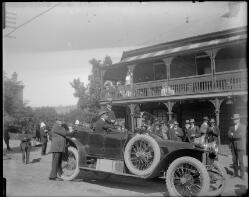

{"left": 100, "top": 26, "right": 247, "bottom": 144}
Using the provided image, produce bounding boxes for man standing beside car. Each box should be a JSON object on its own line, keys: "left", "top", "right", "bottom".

{"left": 40, "top": 122, "right": 48, "bottom": 156}
{"left": 48, "top": 120, "right": 76, "bottom": 181}
{"left": 228, "top": 114, "right": 246, "bottom": 179}
{"left": 186, "top": 119, "right": 200, "bottom": 143}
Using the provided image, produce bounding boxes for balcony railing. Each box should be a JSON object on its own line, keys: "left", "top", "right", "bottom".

{"left": 101, "top": 70, "right": 247, "bottom": 101}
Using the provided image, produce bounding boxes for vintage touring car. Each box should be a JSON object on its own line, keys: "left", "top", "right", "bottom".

{"left": 60, "top": 112, "right": 226, "bottom": 196}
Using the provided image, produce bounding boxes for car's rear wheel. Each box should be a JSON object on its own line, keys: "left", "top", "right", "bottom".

{"left": 124, "top": 134, "right": 161, "bottom": 177}
{"left": 60, "top": 146, "right": 80, "bottom": 181}
{"left": 166, "top": 156, "right": 210, "bottom": 196}
{"left": 207, "top": 161, "right": 226, "bottom": 196}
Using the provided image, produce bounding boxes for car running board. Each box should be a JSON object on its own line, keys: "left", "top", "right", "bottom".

{"left": 79, "top": 166, "right": 146, "bottom": 179}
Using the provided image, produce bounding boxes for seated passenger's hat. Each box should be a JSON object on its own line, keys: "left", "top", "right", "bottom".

{"left": 185, "top": 120, "right": 190, "bottom": 124}
{"left": 56, "top": 120, "right": 62, "bottom": 125}
{"left": 203, "top": 116, "right": 209, "bottom": 121}
{"left": 75, "top": 120, "right": 80, "bottom": 125}
{"left": 168, "top": 119, "right": 174, "bottom": 124}
{"left": 190, "top": 119, "right": 195, "bottom": 123}
{"left": 209, "top": 118, "right": 215, "bottom": 123}
{"left": 231, "top": 114, "right": 240, "bottom": 120}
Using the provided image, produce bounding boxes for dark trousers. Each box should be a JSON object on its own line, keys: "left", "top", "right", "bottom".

{"left": 4, "top": 138, "right": 11, "bottom": 150}
{"left": 41, "top": 142, "right": 47, "bottom": 155}
{"left": 20, "top": 142, "right": 31, "bottom": 164}
{"left": 231, "top": 146, "right": 245, "bottom": 177}
{"left": 49, "top": 152, "right": 63, "bottom": 179}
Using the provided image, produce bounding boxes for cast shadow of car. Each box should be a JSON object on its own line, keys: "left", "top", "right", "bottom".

{"left": 30, "top": 158, "right": 42, "bottom": 163}
{"left": 74, "top": 170, "right": 169, "bottom": 196}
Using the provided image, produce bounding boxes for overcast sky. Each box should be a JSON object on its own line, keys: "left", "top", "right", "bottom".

{"left": 3, "top": 2, "right": 247, "bottom": 107}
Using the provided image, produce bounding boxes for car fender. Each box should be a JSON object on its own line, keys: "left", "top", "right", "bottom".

{"left": 67, "top": 137, "right": 88, "bottom": 168}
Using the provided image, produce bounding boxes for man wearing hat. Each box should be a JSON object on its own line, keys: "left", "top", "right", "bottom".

{"left": 228, "top": 114, "right": 246, "bottom": 179}
{"left": 40, "top": 122, "right": 48, "bottom": 156}
{"left": 105, "top": 102, "right": 116, "bottom": 125}
{"left": 200, "top": 116, "right": 209, "bottom": 136}
{"left": 20, "top": 130, "right": 32, "bottom": 164}
{"left": 183, "top": 120, "right": 191, "bottom": 142}
{"left": 186, "top": 119, "right": 200, "bottom": 143}
{"left": 173, "top": 121, "right": 184, "bottom": 141}
{"left": 48, "top": 120, "right": 77, "bottom": 181}
{"left": 167, "top": 120, "right": 178, "bottom": 141}
{"left": 206, "top": 118, "right": 220, "bottom": 143}
{"left": 94, "top": 111, "right": 115, "bottom": 133}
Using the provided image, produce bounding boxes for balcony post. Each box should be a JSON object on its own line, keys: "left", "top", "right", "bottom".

{"left": 206, "top": 49, "right": 219, "bottom": 90}
{"left": 163, "top": 57, "right": 173, "bottom": 82}
{"left": 126, "top": 64, "right": 135, "bottom": 97}
{"left": 128, "top": 103, "right": 136, "bottom": 132}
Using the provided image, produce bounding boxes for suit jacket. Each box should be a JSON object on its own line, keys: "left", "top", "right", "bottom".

{"left": 168, "top": 127, "right": 183, "bottom": 141}
{"left": 200, "top": 123, "right": 209, "bottom": 135}
{"left": 40, "top": 127, "right": 48, "bottom": 143}
{"left": 49, "top": 123, "right": 72, "bottom": 153}
{"left": 94, "top": 118, "right": 115, "bottom": 133}
{"left": 186, "top": 125, "right": 200, "bottom": 142}
{"left": 228, "top": 123, "right": 247, "bottom": 151}
{"left": 206, "top": 126, "right": 219, "bottom": 143}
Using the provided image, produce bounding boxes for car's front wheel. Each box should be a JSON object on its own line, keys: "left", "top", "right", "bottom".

{"left": 166, "top": 156, "right": 210, "bottom": 196}
{"left": 60, "top": 146, "right": 80, "bottom": 181}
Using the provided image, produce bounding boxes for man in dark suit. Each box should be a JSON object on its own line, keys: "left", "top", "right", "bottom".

{"left": 105, "top": 102, "right": 116, "bottom": 124}
{"left": 167, "top": 120, "right": 177, "bottom": 141}
{"left": 200, "top": 116, "right": 209, "bottom": 136}
{"left": 48, "top": 120, "right": 76, "bottom": 181}
{"left": 206, "top": 118, "right": 220, "bottom": 143}
{"left": 186, "top": 119, "right": 200, "bottom": 143}
{"left": 228, "top": 114, "right": 247, "bottom": 179}
{"left": 40, "top": 122, "right": 48, "bottom": 156}
{"left": 94, "top": 111, "right": 115, "bottom": 133}
{"left": 173, "top": 121, "right": 184, "bottom": 141}
{"left": 183, "top": 120, "right": 190, "bottom": 142}
{"left": 20, "top": 130, "right": 32, "bottom": 164}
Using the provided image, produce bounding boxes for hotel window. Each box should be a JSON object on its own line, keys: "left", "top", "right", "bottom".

{"left": 153, "top": 62, "right": 166, "bottom": 80}
{"left": 195, "top": 52, "right": 211, "bottom": 75}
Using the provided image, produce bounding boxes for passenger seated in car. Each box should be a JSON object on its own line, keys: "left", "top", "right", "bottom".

{"left": 94, "top": 111, "right": 115, "bottom": 133}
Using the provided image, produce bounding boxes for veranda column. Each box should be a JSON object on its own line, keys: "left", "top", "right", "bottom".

{"left": 206, "top": 49, "right": 219, "bottom": 90}
{"left": 163, "top": 101, "right": 175, "bottom": 121}
{"left": 162, "top": 57, "right": 173, "bottom": 83}
{"left": 126, "top": 64, "right": 135, "bottom": 97}
{"left": 128, "top": 104, "right": 136, "bottom": 132}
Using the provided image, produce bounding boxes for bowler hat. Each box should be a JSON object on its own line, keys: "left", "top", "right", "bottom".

{"left": 168, "top": 119, "right": 174, "bottom": 124}
{"left": 190, "top": 119, "right": 195, "bottom": 123}
{"left": 209, "top": 118, "right": 215, "bottom": 123}
{"left": 231, "top": 114, "right": 240, "bottom": 120}
{"left": 203, "top": 116, "right": 209, "bottom": 121}
{"left": 98, "top": 111, "right": 107, "bottom": 117}
{"left": 185, "top": 120, "right": 190, "bottom": 124}
{"left": 174, "top": 121, "right": 179, "bottom": 125}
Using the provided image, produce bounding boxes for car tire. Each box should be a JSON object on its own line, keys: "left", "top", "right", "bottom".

{"left": 207, "top": 161, "right": 226, "bottom": 196}
{"left": 166, "top": 156, "right": 210, "bottom": 196}
{"left": 124, "top": 134, "right": 161, "bottom": 177}
{"left": 60, "top": 146, "right": 80, "bottom": 181}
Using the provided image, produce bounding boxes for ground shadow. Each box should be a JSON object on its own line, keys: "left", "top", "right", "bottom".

{"left": 3, "top": 144, "right": 41, "bottom": 155}
{"left": 75, "top": 170, "right": 168, "bottom": 195}
{"left": 225, "top": 167, "right": 234, "bottom": 175}
{"left": 30, "top": 158, "right": 42, "bottom": 163}
{"left": 234, "top": 184, "right": 248, "bottom": 196}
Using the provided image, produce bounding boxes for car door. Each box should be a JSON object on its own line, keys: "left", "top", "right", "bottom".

{"left": 104, "top": 130, "right": 126, "bottom": 160}
{"left": 88, "top": 132, "right": 105, "bottom": 156}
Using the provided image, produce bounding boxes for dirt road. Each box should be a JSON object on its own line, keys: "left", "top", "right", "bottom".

{"left": 3, "top": 140, "right": 248, "bottom": 196}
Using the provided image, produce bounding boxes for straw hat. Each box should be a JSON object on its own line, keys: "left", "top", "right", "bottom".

{"left": 203, "top": 116, "right": 209, "bottom": 121}
{"left": 209, "top": 118, "right": 216, "bottom": 123}
{"left": 231, "top": 114, "right": 240, "bottom": 120}
{"left": 40, "top": 122, "right": 46, "bottom": 128}
{"left": 190, "top": 119, "right": 195, "bottom": 123}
